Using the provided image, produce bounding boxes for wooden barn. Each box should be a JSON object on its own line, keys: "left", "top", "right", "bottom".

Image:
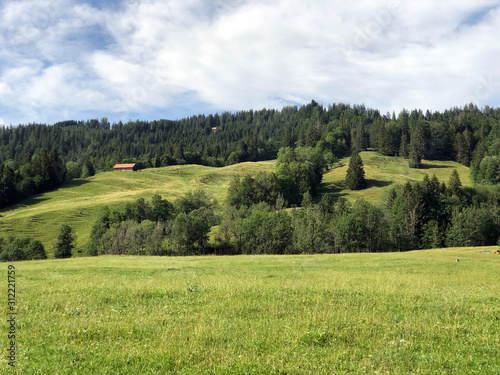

{"left": 113, "top": 163, "right": 137, "bottom": 172}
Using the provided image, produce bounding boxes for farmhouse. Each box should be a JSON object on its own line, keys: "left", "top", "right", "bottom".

{"left": 113, "top": 163, "right": 137, "bottom": 171}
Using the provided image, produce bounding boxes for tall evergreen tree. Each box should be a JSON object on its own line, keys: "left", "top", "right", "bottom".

{"left": 455, "top": 128, "right": 472, "bottom": 166}
{"left": 54, "top": 224, "right": 76, "bottom": 259}
{"left": 345, "top": 151, "right": 366, "bottom": 190}
{"left": 353, "top": 122, "right": 366, "bottom": 152}
{"left": 448, "top": 169, "right": 462, "bottom": 196}
{"left": 409, "top": 122, "right": 425, "bottom": 168}
{"left": 399, "top": 111, "right": 410, "bottom": 158}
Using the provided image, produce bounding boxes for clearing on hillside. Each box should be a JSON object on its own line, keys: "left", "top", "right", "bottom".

{"left": 320, "top": 151, "right": 472, "bottom": 205}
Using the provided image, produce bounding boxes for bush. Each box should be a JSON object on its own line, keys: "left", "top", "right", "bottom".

{"left": 0, "top": 237, "right": 47, "bottom": 262}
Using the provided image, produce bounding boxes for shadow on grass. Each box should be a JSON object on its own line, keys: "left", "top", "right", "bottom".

{"left": 0, "top": 179, "right": 92, "bottom": 213}
{"left": 365, "top": 179, "right": 393, "bottom": 188}
{"left": 330, "top": 162, "right": 346, "bottom": 169}
{"left": 420, "top": 163, "right": 454, "bottom": 169}
{"left": 317, "top": 182, "right": 349, "bottom": 200}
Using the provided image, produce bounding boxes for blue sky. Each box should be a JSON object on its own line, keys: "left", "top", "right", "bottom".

{"left": 0, "top": 0, "right": 499, "bottom": 126}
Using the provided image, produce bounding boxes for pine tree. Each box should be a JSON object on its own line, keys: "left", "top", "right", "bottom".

{"left": 399, "top": 111, "right": 410, "bottom": 158}
{"left": 353, "top": 122, "right": 366, "bottom": 152}
{"left": 54, "top": 224, "right": 75, "bottom": 259}
{"left": 448, "top": 169, "right": 462, "bottom": 196}
{"left": 305, "top": 123, "right": 321, "bottom": 147}
{"left": 409, "top": 122, "right": 425, "bottom": 168}
{"left": 345, "top": 151, "right": 366, "bottom": 190}
{"left": 455, "top": 128, "right": 472, "bottom": 166}
{"left": 280, "top": 126, "right": 294, "bottom": 148}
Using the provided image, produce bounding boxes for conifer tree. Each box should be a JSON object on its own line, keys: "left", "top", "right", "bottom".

{"left": 409, "top": 122, "right": 425, "bottom": 168}
{"left": 353, "top": 122, "right": 366, "bottom": 152}
{"left": 345, "top": 150, "right": 366, "bottom": 190}
{"left": 54, "top": 224, "right": 75, "bottom": 259}
{"left": 399, "top": 111, "right": 410, "bottom": 158}
{"left": 448, "top": 169, "right": 462, "bottom": 196}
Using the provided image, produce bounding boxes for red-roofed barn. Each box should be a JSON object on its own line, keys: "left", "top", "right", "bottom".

{"left": 113, "top": 163, "right": 137, "bottom": 171}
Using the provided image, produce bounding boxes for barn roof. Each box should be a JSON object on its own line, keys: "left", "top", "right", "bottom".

{"left": 113, "top": 163, "right": 136, "bottom": 168}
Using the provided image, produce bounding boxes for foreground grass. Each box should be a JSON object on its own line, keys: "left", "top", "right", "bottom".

{"left": 3, "top": 247, "right": 499, "bottom": 374}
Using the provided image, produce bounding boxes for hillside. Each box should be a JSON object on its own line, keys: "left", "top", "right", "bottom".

{"left": 0, "top": 161, "right": 275, "bottom": 253}
{"left": 0, "top": 151, "right": 472, "bottom": 254}
{"left": 321, "top": 151, "right": 473, "bottom": 205}
{"left": 12, "top": 247, "right": 500, "bottom": 374}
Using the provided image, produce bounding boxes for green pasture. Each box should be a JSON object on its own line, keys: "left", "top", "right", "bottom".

{"left": 3, "top": 247, "right": 499, "bottom": 374}
{"left": 320, "top": 151, "right": 473, "bottom": 206}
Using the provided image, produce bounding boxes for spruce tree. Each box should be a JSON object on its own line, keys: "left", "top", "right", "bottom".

{"left": 353, "top": 122, "right": 366, "bottom": 152}
{"left": 448, "top": 169, "right": 462, "bottom": 196}
{"left": 399, "top": 111, "right": 410, "bottom": 158}
{"left": 345, "top": 151, "right": 366, "bottom": 190}
{"left": 409, "top": 122, "right": 425, "bottom": 168}
{"left": 54, "top": 224, "right": 75, "bottom": 259}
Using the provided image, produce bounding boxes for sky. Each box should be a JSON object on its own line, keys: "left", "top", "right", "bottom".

{"left": 0, "top": 0, "right": 499, "bottom": 126}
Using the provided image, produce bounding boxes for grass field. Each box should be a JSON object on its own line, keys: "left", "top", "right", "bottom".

{"left": 0, "top": 152, "right": 472, "bottom": 254}
{"left": 320, "top": 151, "right": 473, "bottom": 206}
{"left": 3, "top": 247, "right": 499, "bottom": 374}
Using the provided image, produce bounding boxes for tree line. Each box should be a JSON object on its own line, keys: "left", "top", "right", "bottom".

{"left": 79, "top": 168, "right": 500, "bottom": 258}
{"left": 0, "top": 148, "right": 69, "bottom": 208}
{"left": 1, "top": 102, "right": 500, "bottom": 207}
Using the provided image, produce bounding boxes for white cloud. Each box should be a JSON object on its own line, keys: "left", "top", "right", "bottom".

{"left": 0, "top": 0, "right": 499, "bottom": 124}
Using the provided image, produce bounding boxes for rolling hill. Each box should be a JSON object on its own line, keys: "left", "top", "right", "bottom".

{"left": 320, "top": 151, "right": 473, "bottom": 205}
{"left": 0, "top": 152, "right": 472, "bottom": 254}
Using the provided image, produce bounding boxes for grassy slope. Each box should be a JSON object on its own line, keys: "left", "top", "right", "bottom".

{"left": 6, "top": 247, "right": 500, "bottom": 374}
{"left": 0, "top": 152, "right": 472, "bottom": 254}
{"left": 0, "top": 161, "right": 275, "bottom": 253}
{"left": 320, "top": 151, "right": 473, "bottom": 206}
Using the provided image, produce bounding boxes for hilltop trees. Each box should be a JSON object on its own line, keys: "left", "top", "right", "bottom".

{"left": 0, "top": 148, "right": 67, "bottom": 209}
{"left": 345, "top": 151, "right": 366, "bottom": 190}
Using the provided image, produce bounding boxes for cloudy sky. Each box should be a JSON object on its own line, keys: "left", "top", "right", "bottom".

{"left": 0, "top": 0, "right": 499, "bottom": 125}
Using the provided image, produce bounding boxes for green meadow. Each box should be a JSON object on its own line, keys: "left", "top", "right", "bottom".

{"left": 320, "top": 151, "right": 473, "bottom": 206}
{"left": 3, "top": 247, "right": 499, "bottom": 374}
{"left": 0, "top": 151, "right": 472, "bottom": 255}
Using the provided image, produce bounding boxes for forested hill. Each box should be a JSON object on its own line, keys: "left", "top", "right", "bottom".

{"left": 1, "top": 101, "right": 499, "bottom": 171}
{"left": 1, "top": 101, "right": 500, "bottom": 208}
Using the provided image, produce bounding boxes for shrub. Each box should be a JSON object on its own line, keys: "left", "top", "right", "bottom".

{"left": 0, "top": 237, "right": 47, "bottom": 262}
